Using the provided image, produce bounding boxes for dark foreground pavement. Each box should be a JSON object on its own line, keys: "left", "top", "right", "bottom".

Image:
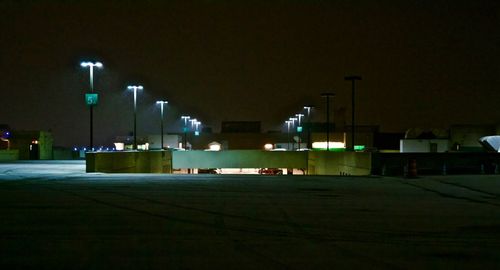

{"left": 1, "top": 161, "right": 499, "bottom": 269}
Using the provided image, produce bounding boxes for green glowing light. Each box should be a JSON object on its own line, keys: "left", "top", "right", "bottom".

{"left": 354, "top": 145, "right": 365, "bottom": 151}
{"left": 85, "top": 93, "right": 98, "bottom": 106}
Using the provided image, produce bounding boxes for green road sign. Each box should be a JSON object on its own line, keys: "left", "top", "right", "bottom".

{"left": 85, "top": 93, "right": 99, "bottom": 106}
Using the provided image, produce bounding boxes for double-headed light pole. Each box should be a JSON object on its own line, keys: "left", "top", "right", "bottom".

{"left": 181, "top": 116, "right": 190, "bottom": 149}
{"left": 296, "top": 113, "right": 304, "bottom": 149}
{"left": 285, "top": 120, "right": 292, "bottom": 150}
{"left": 289, "top": 117, "right": 297, "bottom": 150}
{"left": 127, "top": 85, "right": 143, "bottom": 150}
{"left": 156, "top": 100, "right": 168, "bottom": 149}
{"left": 344, "top": 75, "right": 362, "bottom": 151}
{"left": 80, "top": 61, "right": 103, "bottom": 151}
{"left": 303, "top": 105, "right": 314, "bottom": 149}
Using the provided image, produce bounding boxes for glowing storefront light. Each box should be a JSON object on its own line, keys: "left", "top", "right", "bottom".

{"left": 354, "top": 145, "right": 365, "bottom": 151}
{"left": 312, "top": 141, "right": 345, "bottom": 150}
{"left": 264, "top": 143, "right": 273, "bottom": 151}
{"left": 114, "top": 142, "right": 125, "bottom": 151}
{"left": 208, "top": 144, "right": 221, "bottom": 151}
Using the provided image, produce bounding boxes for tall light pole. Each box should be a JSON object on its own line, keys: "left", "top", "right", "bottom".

{"left": 304, "top": 105, "right": 314, "bottom": 149}
{"left": 156, "top": 100, "right": 168, "bottom": 149}
{"left": 80, "top": 61, "right": 103, "bottom": 151}
{"left": 189, "top": 118, "right": 197, "bottom": 129}
{"left": 188, "top": 118, "right": 197, "bottom": 150}
{"left": 296, "top": 113, "right": 304, "bottom": 149}
{"left": 285, "top": 120, "right": 292, "bottom": 150}
{"left": 127, "top": 85, "right": 143, "bottom": 150}
{"left": 289, "top": 117, "right": 297, "bottom": 150}
{"left": 321, "top": 93, "right": 335, "bottom": 151}
{"left": 181, "top": 116, "right": 190, "bottom": 149}
{"left": 345, "top": 75, "right": 362, "bottom": 151}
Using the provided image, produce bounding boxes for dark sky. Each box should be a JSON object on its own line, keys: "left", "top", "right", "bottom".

{"left": 1, "top": 0, "right": 499, "bottom": 147}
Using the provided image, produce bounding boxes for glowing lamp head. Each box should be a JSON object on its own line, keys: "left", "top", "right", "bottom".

{"left": 156, "top": 100, "right": 168, "bottom": 105}
{"left": 127, "top": 85, "right": 144, "bottom": 91}
{"left": 81, "top": 61, "right": 103, "bottom": 68}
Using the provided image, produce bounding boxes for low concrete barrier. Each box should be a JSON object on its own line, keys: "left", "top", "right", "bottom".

{"left": 86, "top": 150, "right": 500, "bottom": 176}
{"left": 86, "top": 150, "right": 372, "bottom": 175}
{"left": 172, "top": 150, "right": 308, "bottom": 169}
{"left": 308, "top": 151, "right": 372, "bottom": 175}
{"left": 86, "top": 151, "right": 172, "bottom": 173}
{"left": 0, "top": 150, "right": 19, "bottom": 161}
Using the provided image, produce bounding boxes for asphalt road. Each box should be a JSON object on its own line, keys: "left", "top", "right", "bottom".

{"left": 1, "top": 161, "right": 499, "bottom": 269}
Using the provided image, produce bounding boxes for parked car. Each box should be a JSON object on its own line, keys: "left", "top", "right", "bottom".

{"left": 258, "top": 168, "right": 283, "bottom": 175}
{"left": 198, "top": 168, "right": 218, "bottom": 174}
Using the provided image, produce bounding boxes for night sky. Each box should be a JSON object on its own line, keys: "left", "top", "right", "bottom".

{"left": 1, "top": 0, "right": 499, "bottom": 147}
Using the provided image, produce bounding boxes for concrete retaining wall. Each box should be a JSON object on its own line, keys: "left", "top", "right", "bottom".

{"left": 173, "top": 150, "right": 308, "bottom": 169}
{"left": 0, "top": 150, "right": 19, "bottom": 161}
{"left": 308, "top": 151, "right": 372, "bottom": 175}
{"left": 86, "top": 150, "right": 372, "bottom": 175}
{"left": 86, "top": 151, "right": 172, "bottom": 173}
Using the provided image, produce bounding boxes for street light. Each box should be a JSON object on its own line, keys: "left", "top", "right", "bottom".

{"left": 80, "top": 61, "right": 103, "bottom": 151}
{"left": 156, "top": 100, "right": 168, "bottom": 149}
{"left": 181, "top": 115, "right": 190, "bottom": 149}
{"left": 321, "top": 93, "right": 335, "bottom": 151}
{"left": 194, "top": 121, "right": 201, "bottom": 133}
{"left": 345, "top": 75, "right": 362, "bottom": 151}
{"left": 296, "top": 113, "right": 304, "bottom": 149}
{"left": 127, "top": 85, "right": 143, "bottom": 150}
{"left": 189, "top": 118, "right": 197, "bottom": 129}
{"left": 304, "top": 105, "right": 314, "bottom": 149}
{"left": 285, "top": 120, "right": 292, "bottom": 150}
{"left": 289, "top": 117, "right": 297, "bottom": 150}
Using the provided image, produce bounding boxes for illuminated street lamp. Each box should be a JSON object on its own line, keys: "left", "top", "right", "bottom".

{"left": 194, "top": 121, "right": 201, "bottom": 135}
{"left": 127, "top": 85, "right": 143, "bottom": 150}
{"left": 345, "top": 75, "right": 362, "bottom": 151}
{"left": 296, "top": 113, "right": 304, "bottom": 126}
{"left": 181, "top": 115, "right": 190, "bottom": 149}
{"left": 296, "top": 113, "right": 304, "bottom": 149}
{"left": 289, "top": 117, "right": 297, "bottom": 150}
{"left": 156, "top": 100, "right": 168, "bottom": 149}
{"left": 285, "top": 120, "right": 292, "bottom": 150}
{"left": 189, "top": 118, "right": 197, "bottom": 129}
{"left": 80, "top": 61, "right": 103, "bottom": 151}
{"left": 321, "top": 92, "right": 335, "bottom": 151}
{"left": 304, "top": 105, "right": 314, "bottom": 149}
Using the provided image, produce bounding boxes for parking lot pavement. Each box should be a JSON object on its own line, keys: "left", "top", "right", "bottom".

{"left": 1, "top": 161, "right": 499, "bottom": 269}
